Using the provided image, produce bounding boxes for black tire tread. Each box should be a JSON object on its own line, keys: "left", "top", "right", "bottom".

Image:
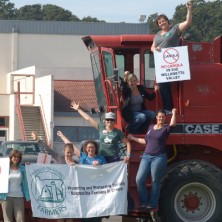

{"left": 159, "top": 159, "right": 222, "bottom": 222}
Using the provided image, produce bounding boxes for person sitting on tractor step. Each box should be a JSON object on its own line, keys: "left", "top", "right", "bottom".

{"left": 121, "top": 72, "right": 158, "bottom": 134}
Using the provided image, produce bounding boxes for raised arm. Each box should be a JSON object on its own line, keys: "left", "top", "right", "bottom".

{"left": 57, "top": 131, "right": 71, "bottom": 143}
{"left": 169, "top": 108, "right": 177, "bottom": 127}
{"left": 178, "top": 1, "right": 192, "bottom": 32}
{"left": 70, "top": 101, "right": 99, "bottom": 129}
{"left": 57, "top": 131, "right": 80, "bottom": 157}
{"left": 128, "top": 134, "right": 146, "bottom": 145}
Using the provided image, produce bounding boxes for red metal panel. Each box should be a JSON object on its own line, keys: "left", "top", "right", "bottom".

{"left": 212, "top": 36, "right": 222, "bottom": 63}
{"left": 83, "top": 35, "right": 155, "bottom": 49}
{"left": 187, "top": 42, "right": 212, "bottom": 64}
{"left": 183, "top": 64, "right": 222, "bottom": 108}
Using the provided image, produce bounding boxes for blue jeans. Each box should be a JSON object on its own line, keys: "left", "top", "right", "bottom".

{"left": 159, "top": 82, "right": 173, "bottom": 110}
{"left": 127, "top": 110, "right": 155, "bottom": 134}
{"left": 104, "top": 156, "right": 120, "bottom": 163}
{"left": 136, "top": 153, "right": 167, "bottom": 208}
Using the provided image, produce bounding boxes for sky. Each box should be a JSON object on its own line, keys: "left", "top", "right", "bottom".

{"left": 12, "top": 0, "right": 194, "bottom": 23}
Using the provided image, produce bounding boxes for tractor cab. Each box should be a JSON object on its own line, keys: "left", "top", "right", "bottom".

{"left": 82, "top": 35, "right": 160, "bottom": 132}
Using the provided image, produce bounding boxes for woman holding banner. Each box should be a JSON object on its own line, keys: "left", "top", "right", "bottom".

{"left": 151, "top": 1, "right": 192, "bottom": 114}
{"left": 0, "top": 150, "right": 30, "bottom": 222}
{"left": 57, "top": 131, "right": 106, "bottom": 222}
{"left": 57, "top": 131, "right": 106, "bottom": 166}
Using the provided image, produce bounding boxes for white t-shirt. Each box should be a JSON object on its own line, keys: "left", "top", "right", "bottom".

{"left": 8, "top": 169, "right": 23, "bottom": 197}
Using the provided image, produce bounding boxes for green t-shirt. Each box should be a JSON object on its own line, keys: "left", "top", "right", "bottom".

{"left": 98, "top": 123, "right": 125, "bottom": 157}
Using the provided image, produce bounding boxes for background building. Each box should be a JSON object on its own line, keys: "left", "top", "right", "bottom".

{"left": 0, "top": 20, "right": 149, "bottom": 151}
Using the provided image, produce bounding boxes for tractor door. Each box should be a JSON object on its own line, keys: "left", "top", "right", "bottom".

{"left": 100, "top": 47, "right": 123, "bottom": 129}
{"left": 89, "top": 47, "right": 122, "bottom": 128}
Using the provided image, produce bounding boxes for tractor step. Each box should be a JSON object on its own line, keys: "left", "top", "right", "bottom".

{"left": 128, "top": 209, "right": 161, "bottom": 222}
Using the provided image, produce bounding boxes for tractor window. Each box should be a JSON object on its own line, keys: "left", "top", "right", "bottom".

{"left": 90, "top": 51, "right": 106, "bottom": 109}
{"left": 102, "top": 51, "right": 114, "bottom": 80}
{"left": 115, "top": 55, "right": 125, "bottom": 79}
{"left": 134, "top": 54, "right": 140, "bottom": 80}
{"left": 144, "top": 50, "right": 155, "bottom": 88}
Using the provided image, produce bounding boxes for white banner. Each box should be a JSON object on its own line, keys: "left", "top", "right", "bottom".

{"left": 154, "top": 46, "right": 191, "bottom": 83}
{"left": 0, "top": 157, "right": 10, "bottom": 193}
{"left": 26, "top": 161, "right": 128, "bottom": 219}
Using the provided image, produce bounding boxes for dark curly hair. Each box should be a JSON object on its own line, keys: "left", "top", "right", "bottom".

{"left": 82, "top": 140, "right": 99, "bottom": 155}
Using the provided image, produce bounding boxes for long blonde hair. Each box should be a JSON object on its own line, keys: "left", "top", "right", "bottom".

{"left": 126, "top": 73, "right": 137, "bottom": 83}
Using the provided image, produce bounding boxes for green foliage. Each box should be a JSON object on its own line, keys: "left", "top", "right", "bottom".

{"left": 0, "top": 0, "right": 16, "bottom": 19}
{"left": 42, "top": 4, "right": 78, "bottom": 21}
{"left": 16, "top": 4, "right": 42, "bottom": 20}
{"left": 70, "top": 15, "right": 81, "bottom": 22}
{"left": 0, "top": 0, "right": 101, "bottom": 22}
{"left": 147, "top": 13, "right": 159, "bottom": 34}
{"left": 147, "top": 0, "right": 222, "bottom": 42}
{"left": 81, "top": 16, "right": 105, "bottom": 22}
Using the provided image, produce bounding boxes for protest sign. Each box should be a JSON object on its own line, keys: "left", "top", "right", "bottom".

{"left": 154, "top": 46, "right": 191, "bottom": 83}
{"left": 25, "top": 161, "right": 127, "bottom": 219}
{"left": 0, "top": 157, "right": 10, "bottom": 193}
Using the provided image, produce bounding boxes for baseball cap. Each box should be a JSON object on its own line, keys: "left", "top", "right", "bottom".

{"left": 105, "top": 112, "right": 116, "bottom": 120}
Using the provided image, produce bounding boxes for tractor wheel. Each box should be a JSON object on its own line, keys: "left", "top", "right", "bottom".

{"left": 159, "top": 160, "right": 222, "bottom": 222}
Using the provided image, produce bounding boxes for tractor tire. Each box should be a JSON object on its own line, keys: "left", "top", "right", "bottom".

{"left": 159, "top": 160, "right": 222, "bottom": 222}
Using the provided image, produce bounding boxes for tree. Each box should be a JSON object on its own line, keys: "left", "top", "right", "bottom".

{"left": 16, "top": 4, "right": 42, "bottom": 20}
{"left": 70, "top": 15, "right": 81, "bottom": 22}
{"left": 147, "top": 13, "right": 159, "bottom": 34}
{"left": 81, "top": 16, "right": 105, "bottom": 22}
{"left": 0, "top": 0, "right": 16, "bottom": 19}
{"left": 172, "top": 0, "right": 222, "bottom": 42}
{"left": 42, "top": 4, "right": 78, "bottom": 21}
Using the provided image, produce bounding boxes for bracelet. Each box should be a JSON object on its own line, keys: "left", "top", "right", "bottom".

{"left": 126, "top": 153, "right": 131, "bottom": 157}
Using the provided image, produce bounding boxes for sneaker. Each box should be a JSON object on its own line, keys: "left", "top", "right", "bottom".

{"left": 146, "top": 205, "right": 157, "bottom": 212}
{"left": 132, "top": 205, "right": 147, "bottom": 212}
{"left": 165, "top": 110, "right": 172, "bottom": 115}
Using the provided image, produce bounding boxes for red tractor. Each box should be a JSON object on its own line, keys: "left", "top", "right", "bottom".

{"left": 82, "top": 34, "right": 222, "bottom": 222}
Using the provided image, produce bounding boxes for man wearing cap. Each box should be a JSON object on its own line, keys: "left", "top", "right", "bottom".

{"left": 70, "top": 101, "right": 131, "bottom": 163}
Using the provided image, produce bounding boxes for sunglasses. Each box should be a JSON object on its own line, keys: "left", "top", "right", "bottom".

{"left": 106, "top": 119, "right": 115, "bottom": 121}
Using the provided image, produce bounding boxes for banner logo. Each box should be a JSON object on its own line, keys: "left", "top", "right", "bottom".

{"left": 30, "top": 167, "right": 66, "bottom": 216}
